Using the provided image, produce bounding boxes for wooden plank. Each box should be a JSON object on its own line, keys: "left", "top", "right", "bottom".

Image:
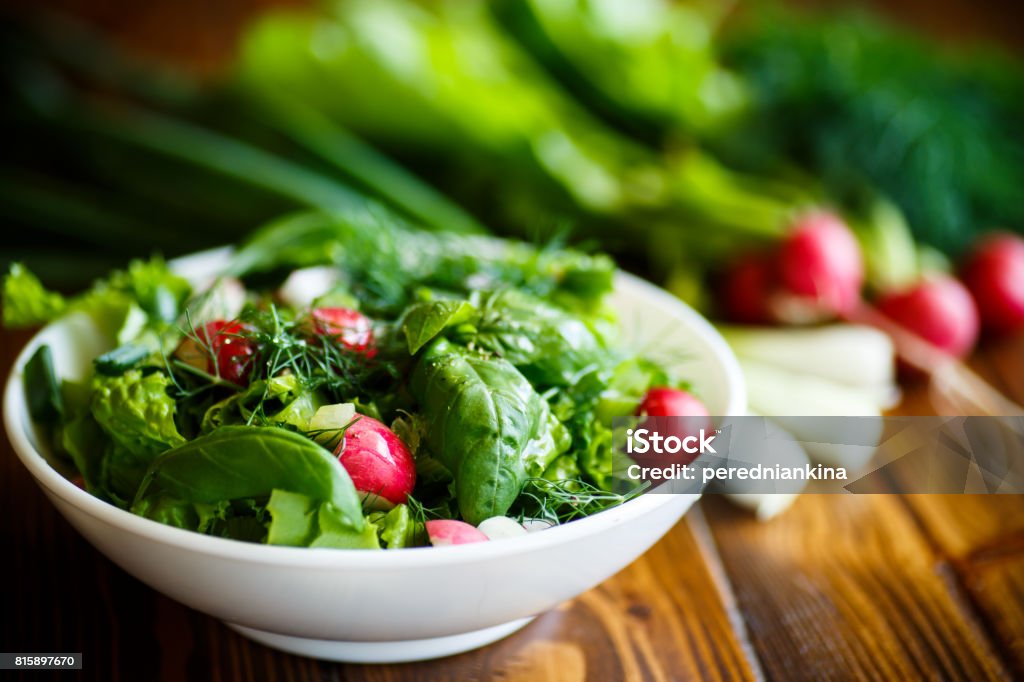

{"left": 898, "top": 495, "right": 1024, "bottom": 562}
{"left": 961, "top": 555, "right": 1024, "bottom": 676}
{"left": 888, "top": 340, "right": 1024, "bottom": 678}
{"left": 701, "top": 494, "right": 1010, "bottom": 680}
{"left": 887, "top": 346, "right": 1024, "bottom": 560}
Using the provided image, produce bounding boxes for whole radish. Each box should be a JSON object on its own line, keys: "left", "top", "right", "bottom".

{"left": 335, "top": 415, "right": 416, "bottom": 510}
{"left": 875, "top": 274, "right": 979, "bottom": 360}
{"left": 777, "top": 211, "right": 864, "bottom": 318}
{"left": 635, "top": 388, "right": 713, "bottom": 467}
{"left": 637, "top": 388, "right": 711, "bottom": 421}
{"left": 961, "top": 233, "right": 1024, "bottom": 336}
{"left": 719, "top": 253, "right": 776, "bottom": 324}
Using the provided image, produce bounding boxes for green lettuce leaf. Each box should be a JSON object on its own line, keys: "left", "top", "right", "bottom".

{"left": 89, "top": 369, "right": 186, "bottom": 502}
{"left": 2, "top": 264, "right": 67, "bottom": 327}
{"left": 92, "top": 370, "right": 186, "bottom": 456}
{"left": 368, "top": 504, "right": 424, "bottom": 548}
{"left": 201, "top": 374, "right": 324, "bottom": 433}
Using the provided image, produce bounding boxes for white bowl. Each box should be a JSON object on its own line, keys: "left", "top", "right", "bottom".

{"left": 4, "top": 250, "right": 745, "bottom": 663}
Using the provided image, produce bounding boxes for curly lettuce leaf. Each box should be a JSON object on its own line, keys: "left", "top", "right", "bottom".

{"left": 92, "top": 370, "right": 186, "bottom": 456}
{"left": 3, "top": 259, "right": 191, "bottom": 339}
{"left": 3, "top": 263, "right": 67, "bottom": 327}
{"left": 89, "top": 369, "right": 186, "bottom": 502}
{"left": 201, "top": 374, "right": 324, "bottom": 433}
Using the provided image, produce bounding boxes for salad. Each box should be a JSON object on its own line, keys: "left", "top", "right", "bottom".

{"left": 5, "top": 209, "right": 706, "bottom": 549}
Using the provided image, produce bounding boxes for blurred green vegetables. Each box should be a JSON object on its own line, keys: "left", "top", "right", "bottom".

{"left": 717, "top": 10, "right": 1024, "bottom": 257}
{"left": 0, "top": 0, "right": 1021, "bottom": 306}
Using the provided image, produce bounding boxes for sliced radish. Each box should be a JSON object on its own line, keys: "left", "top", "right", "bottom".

{"left": 425, "top": 520, "right": 489, "bottom": 546}
{"left": 637, "top": 388, "right": 711, "bottom": 420}
{"left": 477, "top": 516, "right": 528, "bottom": 541}
{"left": 311, "top": 307, "right": 376, "bottom": 357}
{"left": 636, "top": 388, "right": 713, "bottom": 466}
{"left": 175, "top": 319, "right": 256, "bottom": 386}
{"left": 279, "top": 266, "right": 341, "bottom": 309}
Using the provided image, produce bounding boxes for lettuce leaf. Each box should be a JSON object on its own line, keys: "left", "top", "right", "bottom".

{"left": 3, "top": 258, "right": 190, "bottom": 333}
{"left": 90, "top": 369, "right": 186, "bottom": 502}
{"left": 368, "top": 504, "right": 424, "bottom": 548}
{"left": 2, "top": 264, "right": 67, "bottom": 327}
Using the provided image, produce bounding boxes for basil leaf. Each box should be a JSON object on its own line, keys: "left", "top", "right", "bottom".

{"left": 411, "top": 340, "right": 568, "bottom": 524}
{"left": 401, "top": 299, "right": 476, "bottom": 354}
{"left": 463, "top": 290, "right": 610, "bottom": 388}
{"left": 131, "top": 426, "right": 371, "bottom": 545}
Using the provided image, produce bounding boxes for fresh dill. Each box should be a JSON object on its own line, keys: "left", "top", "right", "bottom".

{"left": 515, "top": 478, "right": 650, "bottom": 526}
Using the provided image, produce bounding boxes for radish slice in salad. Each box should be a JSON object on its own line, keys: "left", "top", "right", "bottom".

{"left": 426, "top": 520, "right": 489, "bottom": 546}
{"left": 311, "top": 307, "right": 376, "bottom": 357}
{"left": 175, "top": 320, "right": 256, "bottom": 386}
{"left": 477, "top": 516, "right": 528, "bottom": 540}
{"left": 278, "top": 266, "right": 341, "bottom": 308}
{"left": 637, "top": 387, "right": 710, "bottom": 420}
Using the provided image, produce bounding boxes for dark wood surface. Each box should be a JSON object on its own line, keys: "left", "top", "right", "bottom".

{"left": 3, "top": 329, "right": 1024, "bottom": 681}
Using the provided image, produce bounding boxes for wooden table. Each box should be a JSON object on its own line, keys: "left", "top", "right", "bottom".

{"left": 3, "top": 326, "right": 1024, "bottom": 681}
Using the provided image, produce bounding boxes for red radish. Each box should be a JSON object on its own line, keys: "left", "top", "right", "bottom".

{"left": 425, "top": 520, "right": 489, "bottom": 546}
{"left": 778, "top": 211, "right": 864, "bottom": 317}
{"left": 875, "top": 275, "right": 979, "bottom": 360}
{"left": 636, "top": 388, "right": 713, "bottom": 466}
{"left": 638, "top": 388, "right": 710, "bottom": 419}
{"left": 719, "top": 253, "right": 776, "bottom": 324}
{"left": 335, "top": 415, "right": 416, "bottom": 510}
{"left": 311, "top": 307, "right": 376, "bottom": 357}
{"left": 962, "top": 233, "right": 1024, "bottom": 336}
{"left": 176, "top": 320, "right": 256, "bottom": 386}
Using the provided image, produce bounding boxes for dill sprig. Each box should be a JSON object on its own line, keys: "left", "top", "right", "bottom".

{"left": 405, "top": 495, "right": 453, "bottom": 527}
{"left": 236, "top": 304, "right": 399, "bottom": 424}
{"left": 305, "top": 415, "right": 361, "bottom": 454}
{"left": 163, "top": 299, "right": 399, "bottom": 429}
{"left": 515, "top": 478, "right": 649, "bottom": 526}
